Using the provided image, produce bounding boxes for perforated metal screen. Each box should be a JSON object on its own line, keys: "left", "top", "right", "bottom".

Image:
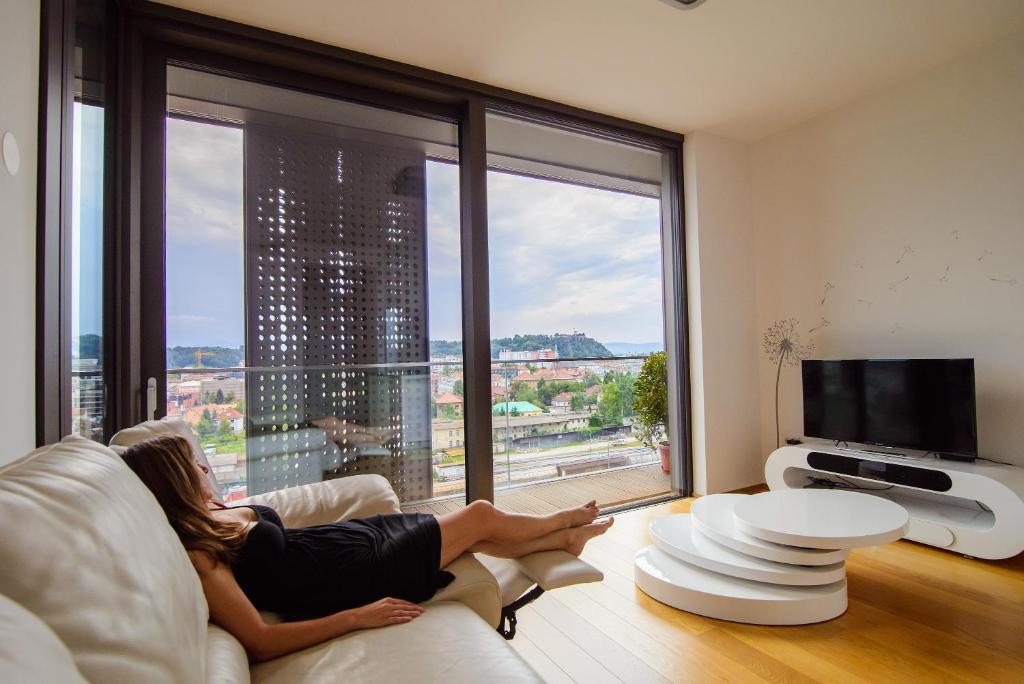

{"left": 244, "top": 123, "right": 432, "bottom": 501}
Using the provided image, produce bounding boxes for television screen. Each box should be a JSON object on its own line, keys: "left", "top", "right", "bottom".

{"left": 802, "top": 359, "right": 977, "bottom": 458}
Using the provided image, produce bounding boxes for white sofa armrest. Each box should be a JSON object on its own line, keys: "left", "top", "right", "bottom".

{"left": 243, "top": 475, "right": 400, "bottom": 528}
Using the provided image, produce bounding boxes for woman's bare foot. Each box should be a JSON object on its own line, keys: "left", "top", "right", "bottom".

{"left": 566, "top": 517, "right": 614, "bottom": 556}
{"left": 562, "top": 500, "right": 599, "bottom": 527}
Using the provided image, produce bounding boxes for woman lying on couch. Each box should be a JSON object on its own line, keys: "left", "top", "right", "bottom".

{"left": 121, "top": 436, "right": 613, "bottom": 662}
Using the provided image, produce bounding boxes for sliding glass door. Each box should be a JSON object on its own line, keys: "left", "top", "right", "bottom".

{"left": 483, "top": 112, "right": 675, "bottom": 512}
{"left": 162, "top": 65, "right": 463, "bottom": 504}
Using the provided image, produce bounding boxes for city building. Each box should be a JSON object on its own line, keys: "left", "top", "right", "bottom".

{"left": 434, "top": 392, "right": 464, "bottom": 417}
{"left": 492, "top": 401, "right": 544, "bottom": 416}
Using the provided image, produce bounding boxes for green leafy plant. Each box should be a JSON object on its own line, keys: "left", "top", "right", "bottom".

{"left": 632, "top": 351, "right": 668, "bottom": 449}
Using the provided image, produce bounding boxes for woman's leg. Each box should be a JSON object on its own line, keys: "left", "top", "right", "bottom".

{"left": 470, "top": 518, "right": 615, "bottom": 559}
{"left": 436, "top": 499, "right": 601, "bottom": 567}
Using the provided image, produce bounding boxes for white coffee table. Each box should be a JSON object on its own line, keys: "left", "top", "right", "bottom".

{"left": 733, "top": 489, "right": 909, "bottom": 549}
{"left": 635, "top": 490, "right": 909, "bottom": 625}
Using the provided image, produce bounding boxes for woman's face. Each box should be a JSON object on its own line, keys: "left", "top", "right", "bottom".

{"left": 192, "top": 458, "right": 215, "bottom": 502}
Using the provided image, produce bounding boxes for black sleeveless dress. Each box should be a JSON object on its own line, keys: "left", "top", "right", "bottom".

{"left": 229, "top": 505, "right": 454, "bottom": 619}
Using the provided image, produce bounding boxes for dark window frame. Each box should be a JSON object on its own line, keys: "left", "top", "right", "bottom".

{"left": 38, "top": 0, "right": 692, "bottom": 498}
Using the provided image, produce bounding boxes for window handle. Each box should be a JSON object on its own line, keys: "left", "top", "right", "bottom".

{"left": 146, "top": 377, "right": 158, "bottom": 421}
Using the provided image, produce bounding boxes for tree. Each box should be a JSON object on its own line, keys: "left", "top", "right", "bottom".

{"left": 224, "top": 392, "right": 236, "bottom": 404}
{"left": 217, "top": 419, "right": 232, "bottom": 436}
{"left": 614, "top": 373, "right": 637, "bottom": 418}
{"left": 214, "top": 389, "right": 225, "bottom": 404}
{"left": 597, "top": 382, "right": 622, "bottom": 426}
{"left": 197, "top": 409, "right": 216, "bottom": 440}
{"left": 570, "top": 393, "right": 585, "bottom": 412}
{"left": 510, "top": 381, "right": 540, "bottom": 407}
{"left": 452, "top": 379, "right": 464, "bottom": 397}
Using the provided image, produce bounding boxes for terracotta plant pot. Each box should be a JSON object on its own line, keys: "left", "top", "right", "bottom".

{"left": 658, "top": 441, "right": 671, "bottom": 474}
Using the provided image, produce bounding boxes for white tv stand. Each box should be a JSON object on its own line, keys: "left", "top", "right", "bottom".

{"left": 765, "top": 444, "right": 1024, "bottom": 559}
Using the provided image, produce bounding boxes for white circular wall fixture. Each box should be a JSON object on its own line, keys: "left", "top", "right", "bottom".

{"left": 2, "top": 132, "right": 20, "bottom": 176}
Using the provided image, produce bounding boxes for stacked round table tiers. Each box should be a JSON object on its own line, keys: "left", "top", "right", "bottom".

{"left": 635, "top": 490, "right": 909, "bottom": 625}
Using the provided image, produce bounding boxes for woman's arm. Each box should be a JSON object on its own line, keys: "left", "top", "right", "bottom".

{"left": 189, "top": 551, "right": 423, "bottom": 662}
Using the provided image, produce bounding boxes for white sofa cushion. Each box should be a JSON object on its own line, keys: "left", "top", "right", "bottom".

{"left": 243, "top": 473, "right": 401, "bottom": 527}
{"left": 110, "top": 416, "right": 223, "bottom": 500}
{"left": 0, "top": 593, "right": 87, "bottom": 684}
{"left": 0, "top": 435, "right": 208, "bottom": 683}
{"left": 207, "top": 623, "right": 251, "bottom": 684}
{"left": 250, "top": 602, "right": 543, "bottom": 684}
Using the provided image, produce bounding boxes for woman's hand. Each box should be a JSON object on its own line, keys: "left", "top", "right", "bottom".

{"left": 351, "top": 597, "right": 424, "bottom": 629}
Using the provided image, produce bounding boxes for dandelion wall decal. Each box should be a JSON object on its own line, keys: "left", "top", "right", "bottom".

{"left": 819, "top": 281, "right": 835, "bottom": 305}
{"left": 808, "top": 318, "right": 830, "bottom": 334}
{"left": 978, "top": 249, "right": 993, "bottom": 262}
{"left": 763, "top": 319, "right": 814, "bottom": 448}
{"left": 889, "top": 275, "right": 910, "bottom": 290}
{"left": 939, "top": 265, "right": 951, "bottom": 283}
{"left": 896, "top": 245, "right": 914, "bottom": 265}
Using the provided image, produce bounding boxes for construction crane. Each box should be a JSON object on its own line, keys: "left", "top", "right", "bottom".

{"left": 195, "top": 348, "right": 207, "bottom": 368}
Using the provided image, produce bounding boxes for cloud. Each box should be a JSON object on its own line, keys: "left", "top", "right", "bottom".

{"left": 164, "top": 126, "right": 665, "bottom": 347}
{"left": 166, "top": 119, "right": 244, "bottom": 245}
{"left": 486, "top": 171, "right": 664, "bottom": 343}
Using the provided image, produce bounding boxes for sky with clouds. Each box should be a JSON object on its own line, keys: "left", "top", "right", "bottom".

{"left": 161, "top": 121, "right": 665, "bottom": 350}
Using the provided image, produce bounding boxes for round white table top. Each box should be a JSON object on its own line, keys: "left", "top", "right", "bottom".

{"left": 690, "top": 494, "right": 849, "bottom": 565}
{"left": 733, "top": 489, "right": 909, "bottom": 549}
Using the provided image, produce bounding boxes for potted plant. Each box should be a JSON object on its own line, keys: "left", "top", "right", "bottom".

{"left": 633, "top": 351, "right": 670, "bottom": 474}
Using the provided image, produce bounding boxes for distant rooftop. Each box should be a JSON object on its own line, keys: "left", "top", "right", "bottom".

{"left": 492, "top": 401, "right": 543, "bottom": 415}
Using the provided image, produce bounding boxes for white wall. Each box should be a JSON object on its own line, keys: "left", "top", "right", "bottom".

{"left": 685, "top": 132, "right": 762, "bottom": 494}
{"left": 749, "top": 34, "right": 1024, "bottom": 466}
{"left": 0, "top": 0, "right": 40, "bottom": 462}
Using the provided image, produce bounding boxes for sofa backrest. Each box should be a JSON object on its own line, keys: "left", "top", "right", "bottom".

{"left": 0, "top": 593, "right": 87, "bottom": 683}
{"left": 110, "top": 416, "right": 223, "bottom": 501}
{"left": 0, "top": 435, "right": 209, "bottom": 683}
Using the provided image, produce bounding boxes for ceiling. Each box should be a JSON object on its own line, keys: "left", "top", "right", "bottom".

{"left": 156, "top": 0, "right": 1024, "bottom": 141}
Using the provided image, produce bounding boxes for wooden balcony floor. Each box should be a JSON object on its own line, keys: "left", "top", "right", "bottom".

{"left": 401, "top": 463, "right": 673, "bottom": 515}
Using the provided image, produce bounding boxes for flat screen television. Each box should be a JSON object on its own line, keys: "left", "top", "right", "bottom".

{"left": 802, "top": 359, "right": 978, "bottom": 459}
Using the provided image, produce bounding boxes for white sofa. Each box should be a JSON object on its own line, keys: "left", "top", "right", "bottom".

{"left": 0, "top": 430, "right": 600, "bottom": 683}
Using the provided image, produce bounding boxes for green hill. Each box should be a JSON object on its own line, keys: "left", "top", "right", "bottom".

{"left": 490, "top": 333, "right": 612, "bottom": 359}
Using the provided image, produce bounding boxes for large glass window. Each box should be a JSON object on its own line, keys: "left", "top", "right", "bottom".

{"left": 484, "top": 112, "right": 672, "bottom": 512}
{"left": 70, "top": 0, "right": 108, "bottom": 441}
{"left": 164, "top": 67, "right": 463, "bottom": 504}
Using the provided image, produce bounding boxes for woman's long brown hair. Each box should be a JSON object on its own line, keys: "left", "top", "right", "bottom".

{"left": 121, "top": 435, "right": 247, "bottom": 566}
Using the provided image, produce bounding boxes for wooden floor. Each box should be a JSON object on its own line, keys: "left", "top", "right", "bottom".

{"left": 402, "top": 463, "right": 671, "bottom": 516}
{"left": 508, "top": 496, "right": 1024, "bottom": 683}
